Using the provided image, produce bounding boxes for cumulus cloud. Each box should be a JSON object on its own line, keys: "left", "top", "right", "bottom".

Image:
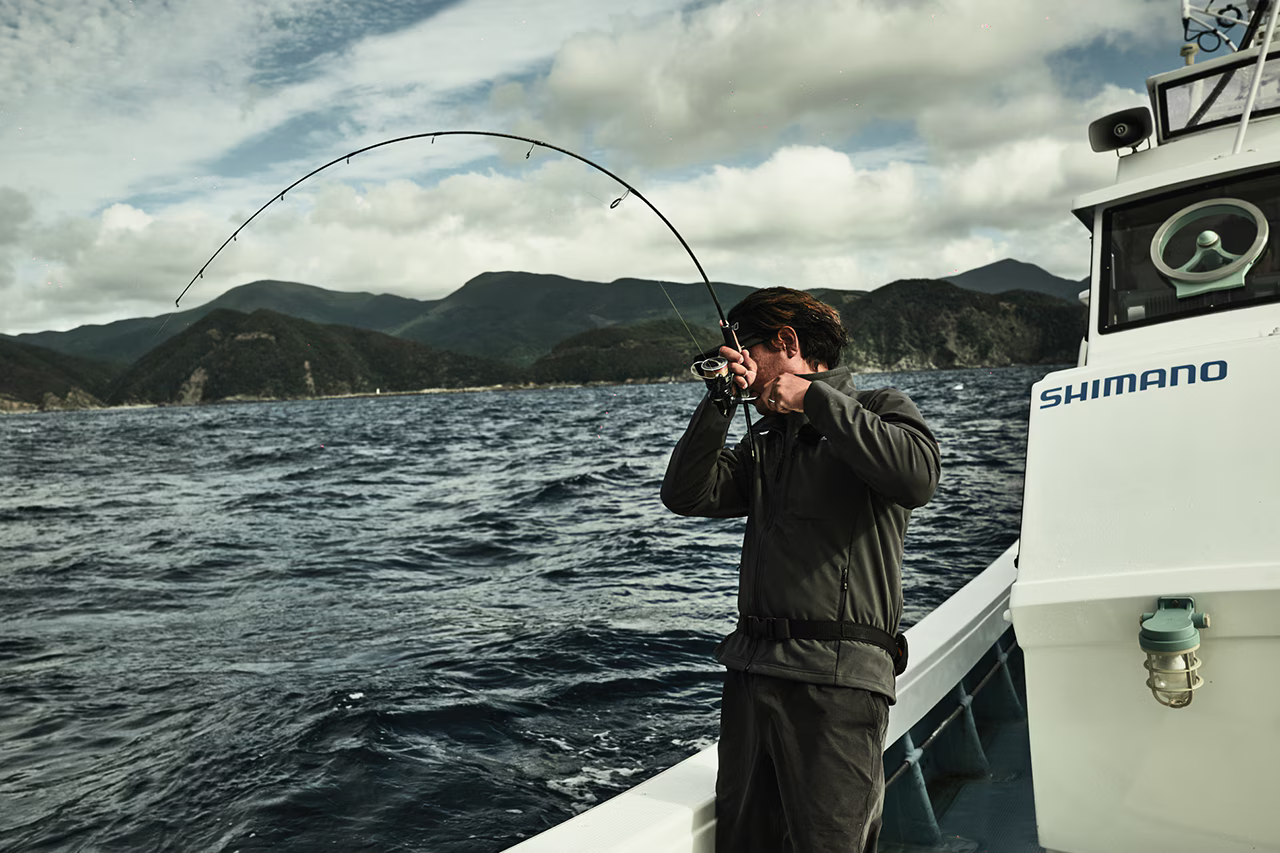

{"left": 3, "top": 0, "right": 1184, "bottom": 333}
{"left": 0, "top": 188, "right": 35, "bottom": 245}
{"left": 1, "top": 0, "right": 689, "bottom": 223}
{"left": 653, "top": 144, "right": 1099, "bottom": 290}
{"left": 494, "top": 0, "right": 1172, "bottom": 166}
{"left": 5, "top": 132, "right": 1107, "bottom": 334}
{"left": 916, "top": 83, "right": 1149, "bottom": 161}
{"left": 0, "top": 188, "right": 35, "bottom": 298}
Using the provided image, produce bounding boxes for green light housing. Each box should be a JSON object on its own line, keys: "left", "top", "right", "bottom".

{"left": 1139, "top": 597, "right": 1210, "bottom": 709}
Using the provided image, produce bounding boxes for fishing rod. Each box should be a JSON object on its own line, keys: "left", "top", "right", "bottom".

{"left": 177, "top": 130, "right": 758, "bottom": 454}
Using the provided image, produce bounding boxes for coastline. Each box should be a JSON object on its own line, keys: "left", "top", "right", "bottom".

{"left": 0, "top": 362, "right": 1073, "bottom": 416}
{"left": 0, "top": 375, "right": 695, "bottom": 416}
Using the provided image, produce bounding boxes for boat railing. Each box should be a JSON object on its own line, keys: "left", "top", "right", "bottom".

{"left": 885, "top": 633, "right": 1022, "bottom": 790}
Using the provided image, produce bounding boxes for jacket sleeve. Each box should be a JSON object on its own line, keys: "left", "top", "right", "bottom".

{"left": 802, "top": 383, "right": 941, "bottom": 509}
{"left": 661, "top": 396, "right": 752, "bottom": 518}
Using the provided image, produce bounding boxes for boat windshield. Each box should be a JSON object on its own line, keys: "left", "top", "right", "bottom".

{"left": 1159, "top": 51, "right": 1280, "bottom": 138}
{"left": 1100, "top": 167, "right": 1280, "bottom": 333}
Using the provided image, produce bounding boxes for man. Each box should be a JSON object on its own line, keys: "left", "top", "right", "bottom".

{"left": 661, "top": 287, "right": 941, "bottom": 853}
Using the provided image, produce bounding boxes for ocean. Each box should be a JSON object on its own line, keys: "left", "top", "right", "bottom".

{"left": 1, "top": 364, "right": 1050, "bottom": 852}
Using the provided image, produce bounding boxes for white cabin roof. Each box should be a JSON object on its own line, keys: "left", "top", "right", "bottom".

{"left": 1072, "top": 43, "right": 1280, "bottom": 225}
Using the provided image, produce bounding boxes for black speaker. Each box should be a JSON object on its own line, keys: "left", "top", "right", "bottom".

{"left": 1088, "top": 107, "right": 1154, "bottom": 152}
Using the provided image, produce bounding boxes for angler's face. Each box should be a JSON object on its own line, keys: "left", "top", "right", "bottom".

{"left": 745, "top": 341, "right": 786, "bottom": 394}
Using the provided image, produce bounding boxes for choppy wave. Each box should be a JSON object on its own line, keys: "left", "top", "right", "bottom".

{"left": 0, "top": 366, "right": 1051, "bottom": 852}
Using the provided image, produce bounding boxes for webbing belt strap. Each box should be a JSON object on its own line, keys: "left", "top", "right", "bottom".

{"left": 738, "top": 615, "right": 909, "bottom": 675}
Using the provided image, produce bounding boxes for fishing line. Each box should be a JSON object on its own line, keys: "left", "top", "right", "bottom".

{"left": 657, "top": 281, "right": 709, "bottom": 356}
{"left": 576, "top": 180, "right": 706, "bottom": 356}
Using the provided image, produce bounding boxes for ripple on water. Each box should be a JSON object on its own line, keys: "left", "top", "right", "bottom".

{"left": 0, "top": 366, "right": 1049, "bottom": 853}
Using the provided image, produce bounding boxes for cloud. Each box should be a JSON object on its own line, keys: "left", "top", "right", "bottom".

{"left": 0, "top": 188, "right": 34, "bottom": 245}
{"left": 0, "top": 187, "right": 36, "bottom": 300}
{"left": 495, "top": 0, "right": 1172, "bottom": 166}
{"left": 1, "top": 0, "right": 690, "bottom": 225}
{"left": 652, "top": 144, "right": 1098, "bottom": 290}
{"left": 916, "top": 83, "right": 1149, "bottom": 161}
{"left": 5, "top": 129, "right": 1106, "bottom": 334}
{"left": 2, "top": 0, "right": 1177, "bottom": 334}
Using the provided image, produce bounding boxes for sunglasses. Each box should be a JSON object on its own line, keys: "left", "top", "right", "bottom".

{"left": 699, "top": 330, "right": 768, "bottom": 360}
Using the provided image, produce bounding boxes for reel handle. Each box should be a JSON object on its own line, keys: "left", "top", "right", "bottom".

{"left": 690, "top": 354, "right": 755, "bottom": 417}
{"left": 690, "top": 320, "right": 758, "bottom": 462}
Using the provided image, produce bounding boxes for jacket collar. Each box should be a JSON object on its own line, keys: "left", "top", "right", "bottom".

{"left": 799, "top": 365, "right": 856, "bottom": 394}
{"left": 754, "top": 366, "right": 857, "bottom": 432}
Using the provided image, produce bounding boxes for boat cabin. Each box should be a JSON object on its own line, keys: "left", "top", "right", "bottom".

{"left": 1074, "top": 42, "right": 1280, "bottom": 366}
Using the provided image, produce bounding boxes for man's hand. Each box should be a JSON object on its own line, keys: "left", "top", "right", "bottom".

{"left": 718, "top": 344, "right": 811, "bottom": 415}
{"left": 760, "top": 373, "right": 811, "bottom": 415}
{"left": 719, "top": 345, "right": 756, "bottom": 391}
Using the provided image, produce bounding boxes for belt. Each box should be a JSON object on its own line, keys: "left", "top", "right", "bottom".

{"left": 738, "top": 615, "right": 909, "bottom": 676}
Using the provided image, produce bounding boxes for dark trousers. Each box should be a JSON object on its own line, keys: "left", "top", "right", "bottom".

{"left": 715, "top": 670, "right": 890, "bottom": 853}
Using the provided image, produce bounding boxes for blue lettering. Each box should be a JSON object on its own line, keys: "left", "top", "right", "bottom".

{"left": 1039, "top": 387, "right": 1063, "bottom": 409}
{"left": 1040, "top": 359, "right": 1226, "bottom": 413}
{"left": 1103, "top": 374, "right": 1137, "bottom": 396}
{"left": 1140, "top": 368, "right": 1167, "bottom": 390}
{"left": 1201, "top": 360, "right": 1228, "bottom": 382}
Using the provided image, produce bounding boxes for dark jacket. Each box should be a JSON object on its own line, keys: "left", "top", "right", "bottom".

{"left": 661, "top": 366, "right": 940, "bottom": 702}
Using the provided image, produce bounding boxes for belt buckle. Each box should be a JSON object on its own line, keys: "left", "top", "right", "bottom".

{"left": 747, "top": 615, "right": 789, "bottom": 640}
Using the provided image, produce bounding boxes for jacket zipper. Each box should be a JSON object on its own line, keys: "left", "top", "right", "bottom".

{"left": 745, "top": 419, "right": 798, "bottom": 671}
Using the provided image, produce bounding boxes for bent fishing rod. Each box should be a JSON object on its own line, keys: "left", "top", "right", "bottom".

{"left": 177, "top": 130, "right": 758, "bottom": 454}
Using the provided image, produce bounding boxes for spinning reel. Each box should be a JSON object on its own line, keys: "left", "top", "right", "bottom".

{"left": 690, "top": 324, "right": 761, "bottom": 417}
{"left": 691, "top": 356, "right": 742, "bottom": 417}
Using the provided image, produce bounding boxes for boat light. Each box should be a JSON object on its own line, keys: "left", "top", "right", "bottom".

{"left": 1138, "top": 597, "right": 1210, "bottom": 709}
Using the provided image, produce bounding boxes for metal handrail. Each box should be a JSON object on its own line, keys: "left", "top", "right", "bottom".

{"left": 885, "top": 636, "right": 1018, "bottom": 788}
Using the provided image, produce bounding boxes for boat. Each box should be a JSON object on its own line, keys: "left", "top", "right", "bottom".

{"left": 505, "top": 2, "right": 1280, "bottom": 850}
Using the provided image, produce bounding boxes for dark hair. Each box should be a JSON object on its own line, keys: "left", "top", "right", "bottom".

{"left": 727, "top": 287, "right": 849, "bottom": 369}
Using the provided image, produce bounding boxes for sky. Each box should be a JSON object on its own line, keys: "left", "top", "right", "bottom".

{"left": 0, "top": 0, "right": 1229, "bottom": 335}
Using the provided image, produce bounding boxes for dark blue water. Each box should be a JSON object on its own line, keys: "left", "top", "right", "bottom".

{"left": 0, "top": 366, "right": 1049, "bottom": 852}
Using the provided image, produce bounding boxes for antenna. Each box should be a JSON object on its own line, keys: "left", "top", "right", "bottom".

{"left": 1182, "top": 0, "right": 1251, "bottom": 53}
{"left": 1232, "top": 0, "right": 1280, "bottom": 153}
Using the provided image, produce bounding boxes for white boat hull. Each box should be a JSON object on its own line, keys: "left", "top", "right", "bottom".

{"left": 1012, "top": 334, "right": 1280, "bottom": 853}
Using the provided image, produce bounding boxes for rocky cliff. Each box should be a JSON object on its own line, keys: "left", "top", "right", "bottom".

{"left": 0, "top": 337, "right": 122, "bottom": 411}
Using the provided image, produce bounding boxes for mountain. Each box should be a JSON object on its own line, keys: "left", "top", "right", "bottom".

{"left": 207, "top": 279, "right": 432, "bottom": 328}
{"left": 9, "top": 260, "right": 1082, "bottom": 370}
{"left": 113, "top": 308, "right": 517, "bottom": 405}
{"left": 841, "top": 279, "right": 1085, "bottom": 370}
{"left": 11, "top": 274, "right": 751, "bottom": 368}
{"left": 10, "top": 279, "right": 438, "bottom": 366}
{"left": 392, "top": 272, "right": 753, "bottom": 366}
{"left": 808, "top": 287, "right": 869, "bottom": 317}
{"left": 6, "top": 260, "right": 1090, "bottom": 407}
{"left": 943, "top": 258, "right": 1087, "bottom": 303}
{"left": 530, "top": 279, "right": 1085, "bottom": 378}
{"left": 529, "top": 317, "right": 702, "bottom": 384}
{"left": 0, "top": 338, "right": 124, "bottom": 412}
{"left": 528, "top": 288, "right": 871, "bottom": 384}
